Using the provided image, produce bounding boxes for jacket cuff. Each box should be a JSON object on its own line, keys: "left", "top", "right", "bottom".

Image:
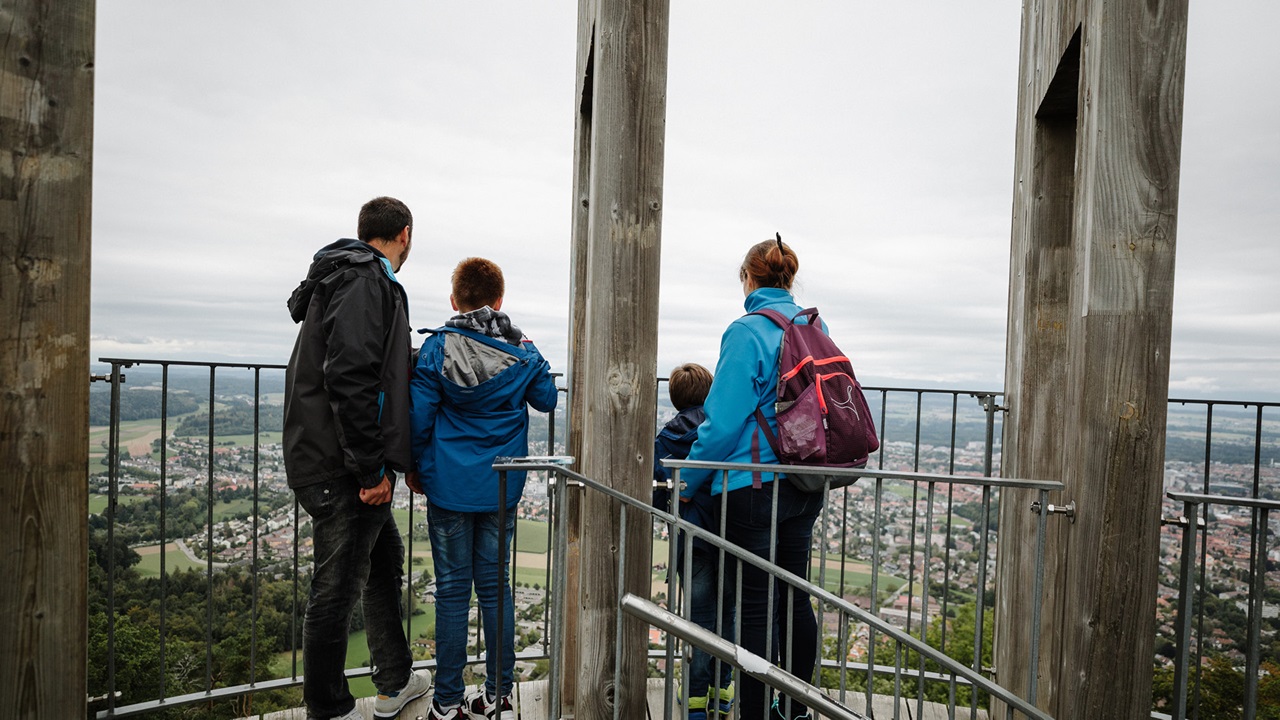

{"left": 356, "top": 466, "right": 386, "bottom": 489}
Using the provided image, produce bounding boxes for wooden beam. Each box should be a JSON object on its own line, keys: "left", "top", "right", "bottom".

{"left": 996, "top": 1, "right": 1188, "bottom": 717}
{"left": 568, "top": 0, "right": 669, "bottom": 718}
{"left": 0, "top": 2, "right": 95, "bottom": 718}
{"left": 558, "top": 0, "right": 598, "bottom": 713}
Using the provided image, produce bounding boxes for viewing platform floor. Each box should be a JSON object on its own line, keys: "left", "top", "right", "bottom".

{"left": 248, "top": 678, "right": 989, "bottom": 719}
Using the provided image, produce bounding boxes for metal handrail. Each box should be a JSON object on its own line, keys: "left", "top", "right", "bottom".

{"left": 496, "top": 458, "right": 1058, "bottom": 719}
{"left": 1167, "top": 490, "right": 1278, "bottom": 720}
{"left": 88, "top": 360, "right": 1274, "bottom": 718}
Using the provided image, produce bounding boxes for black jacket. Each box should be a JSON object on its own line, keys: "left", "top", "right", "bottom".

{"left": 283, "top": 238, "right": 413, "bottom": 489}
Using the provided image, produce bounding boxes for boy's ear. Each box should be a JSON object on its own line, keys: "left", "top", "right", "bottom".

{"left": 492, "top": 297, "right": 503, "bottom": 311}
{"left": 449, "top": 294, "right": 458, "bottom": 311}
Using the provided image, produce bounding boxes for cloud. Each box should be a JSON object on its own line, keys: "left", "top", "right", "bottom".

{"left": 88, "top": 2, "right": 1280, "bottom": 402}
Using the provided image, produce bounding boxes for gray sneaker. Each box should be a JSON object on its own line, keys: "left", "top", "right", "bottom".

{"left": 373, "top": 669, "right": 432, "bottom": 719}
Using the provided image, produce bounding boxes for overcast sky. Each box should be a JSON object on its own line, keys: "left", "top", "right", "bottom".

{"left": 90, "top": 2, "right": 1279, "bottom": 400}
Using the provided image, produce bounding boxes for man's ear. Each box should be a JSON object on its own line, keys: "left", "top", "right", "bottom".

{"left": 396, "top": 225, "right": 411, "bottom": 246}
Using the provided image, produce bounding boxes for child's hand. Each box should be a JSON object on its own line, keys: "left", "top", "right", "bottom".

{"left": 404, "top": 470, "right": 425, "bottom": 495}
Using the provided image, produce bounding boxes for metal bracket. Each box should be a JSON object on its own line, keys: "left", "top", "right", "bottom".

{"left": 977, "top": 394, "right": 1008, "bottom": 413}
{"left": 90, "top": 373, "right": 125, "bottom": 383}
{"left": 1161, "top": 515, "right": 1207, "bottom": 529}
{"left": 1030, "top": 500, "right": 1076, "bottom": 522}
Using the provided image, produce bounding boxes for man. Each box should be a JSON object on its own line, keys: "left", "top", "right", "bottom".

{"left": 283, "top": 196, "right": 431, "bottom": 720}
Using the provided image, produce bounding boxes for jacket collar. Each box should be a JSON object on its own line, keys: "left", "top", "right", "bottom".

{"left": 743, "top": 287, "right": 795, "bottom": 313}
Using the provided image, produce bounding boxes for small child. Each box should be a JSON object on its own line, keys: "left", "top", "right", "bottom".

{"left": 409, "top": 257, "right": 558, "bottom": 720}
{"left": 654, "top": 363, "right": 735, "bottom": 720}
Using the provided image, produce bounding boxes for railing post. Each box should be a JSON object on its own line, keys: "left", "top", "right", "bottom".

{"left": 1029, "top": 489, "right": 1049, "bottom": 705}
{"left": 497, "top": 469, "right": 508, "bottom": 702}
{"left": 105, "top": 361, "right": 127, "bottom": 714}
{"left": 1243, "top": 506, "right": 1268, "bottom": 718}
{"left": 1171, "top": 500, "right": 1199, "bottom": 720}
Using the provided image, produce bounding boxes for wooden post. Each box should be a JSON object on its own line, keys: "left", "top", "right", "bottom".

{"left": 566, "top": 0, "right": 669, "bottom": 717}
{"left": 556, "top": 1, "right": 598, "bottom": 713}
{"left": 0, "top": 2, "right": 95, "bottom": 718}
{"left": 995, "top": 2, "right": 1188, "bottom": 717}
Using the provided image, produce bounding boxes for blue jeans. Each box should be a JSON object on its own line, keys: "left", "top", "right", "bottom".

{"left": 427, "top": 503, "right": 516, "bottom": 706}
{"left": 295, "top": 477, "right": 412, "bottom": 720}
{"left": 722, "top": 479, "right": 823, "bottom": 720}
{"left": 683, "top": 548, "right": 736, "bottom": 699}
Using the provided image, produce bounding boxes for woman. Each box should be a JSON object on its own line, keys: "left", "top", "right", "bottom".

{"left": 680, "top": 236, "right": 824, "bottom": 720}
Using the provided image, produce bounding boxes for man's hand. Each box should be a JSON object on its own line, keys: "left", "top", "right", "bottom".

{"left": 404, "top": 470, "right": 424, "bottom": 495}
{"left": 359, "top": 475, "right": 393, "bottom": 505}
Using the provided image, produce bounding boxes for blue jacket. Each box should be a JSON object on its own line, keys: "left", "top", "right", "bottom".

{"left": 410, "top": 326, "right": 558, "bottom": 511}
{"left": 681, "top": 287, "right": 823, "bottom": 498}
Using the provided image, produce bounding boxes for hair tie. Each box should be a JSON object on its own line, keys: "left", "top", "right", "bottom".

{"left": 775, "top": 232, "right": 784, "bottom": 252}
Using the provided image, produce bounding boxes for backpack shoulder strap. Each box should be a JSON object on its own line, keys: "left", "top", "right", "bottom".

{"left": 750, "top": 306, "right": 822, "bottom": 327}
{"left": 748, "top": 308, "right": 791, "bottom": 328}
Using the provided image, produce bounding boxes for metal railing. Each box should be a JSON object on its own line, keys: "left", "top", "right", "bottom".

{"left": 1166, "top": 491, "right": 1279, "bottom": 720}
{"left": 1155, "top": 397, "right": 1280, "bottom": 720}
{"left": 498, "top": 457, "right": 1060, "bottom": 720}
{"left": 87, "top": 359, "right": 1277, "bottom": 718}
{"left": 88, "top": 358, "right": 565, "bottom": 717}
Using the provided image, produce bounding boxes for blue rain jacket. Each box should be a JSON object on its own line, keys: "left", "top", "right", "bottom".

{"left": 410, "top": 326, "right": 558, "bottom": 511}
{"left": 680, "top": 287, "right": 825, "bottom": 498}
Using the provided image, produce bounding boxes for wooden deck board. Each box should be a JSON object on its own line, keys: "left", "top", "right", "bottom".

{"left": 251, "top": 678, "right": 988, "bottom": 719}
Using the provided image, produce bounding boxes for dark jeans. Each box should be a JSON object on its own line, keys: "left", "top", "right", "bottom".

{"left": 296, "top": 478, "right": 412, "bottom": 720}
{"left": 723, "top": 479, "right": 823, "bottom": 720}
{"left": 683, "top": 547, "right": 736, "bottom": 699}
{"left": 427, "top": 502, "right": 517, "bottom": 706}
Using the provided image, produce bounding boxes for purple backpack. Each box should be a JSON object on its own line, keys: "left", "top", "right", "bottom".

{"left": 751, "top": 307, "right": 879, "bottom": 491}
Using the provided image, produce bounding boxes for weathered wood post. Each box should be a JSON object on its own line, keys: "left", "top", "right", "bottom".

{"left": 995, "top": 2, "right": 1188, "bottom": 717}
{"left": 0, "top": 2, "right": 95, "bottom": 718}
{"left": 564, "top": 0, "right": 669, "bottom": 717}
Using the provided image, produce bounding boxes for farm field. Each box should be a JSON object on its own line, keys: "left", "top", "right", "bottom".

{"left": 133, "top": 542, "right": 206, "bottom": 577}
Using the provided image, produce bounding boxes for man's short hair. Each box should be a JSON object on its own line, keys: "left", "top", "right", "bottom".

{"left": 452, "top": 257, "right": 505, "bottom": 311}
{"left": 358, "top": 196, "right": 412, "bottom": 244}
{"left": 668, "top": 363, "right": 712, "bottom": 411}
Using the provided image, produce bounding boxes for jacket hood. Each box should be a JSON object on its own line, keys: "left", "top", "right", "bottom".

{"left": 437, "top": 331, "right": 541, "bottom": 410}
{"left": 662, "top": 405, "right": 705, "bottom": 444}
{"left": 287, "top": 239, "right": 383, "bottom": 322}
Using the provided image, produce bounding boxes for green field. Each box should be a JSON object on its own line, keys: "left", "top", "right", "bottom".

{"left": 89, "top": 409, "right": 282, "bottom": 465}
{"left": 87, "top": 494, "right": 146, "bottom": 515}
{"left": 218, "top": 431, "right": 283, "bottom": 446}
{"left": 89, "top": 417, "right": 166, "bottom": 463}
{"left": 133, "top": 543, "right": 205, "bottom": 577}
{"left": 89, "top": 493, "right": 263, "bottom": 523}
{"left": 272, "top": 609, "right": 437, "bottom": 699}
{"left": 213, "top": 497, "right": 257, "bottom": 521}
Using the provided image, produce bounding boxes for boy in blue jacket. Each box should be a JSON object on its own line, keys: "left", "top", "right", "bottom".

{"left": 409, "top": 258, "right": 558, "bottom": 720}
{"left": 654, "top": 363, "right": 735, "bottom": 720}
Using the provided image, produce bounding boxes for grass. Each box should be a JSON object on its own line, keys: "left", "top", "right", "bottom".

{"left": 212, "top": 497, "right": 257, "bottom": 521}
{"left": 88, "top": 417, "right": 166, "bottom": 463}
{"left": 272, "top": 609, "right": 437, "bottom": 699}
{"left": 87, "top": 493, "right": 146, "bottom": 515}
{"left": 218, "top": 431, "right": 283, "bottom": 446}
{"left": 88, "top": 410, "right": 284, "bottom": 465}
{"left": 133, "top": 542, "right": 205, "bottom": 577}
